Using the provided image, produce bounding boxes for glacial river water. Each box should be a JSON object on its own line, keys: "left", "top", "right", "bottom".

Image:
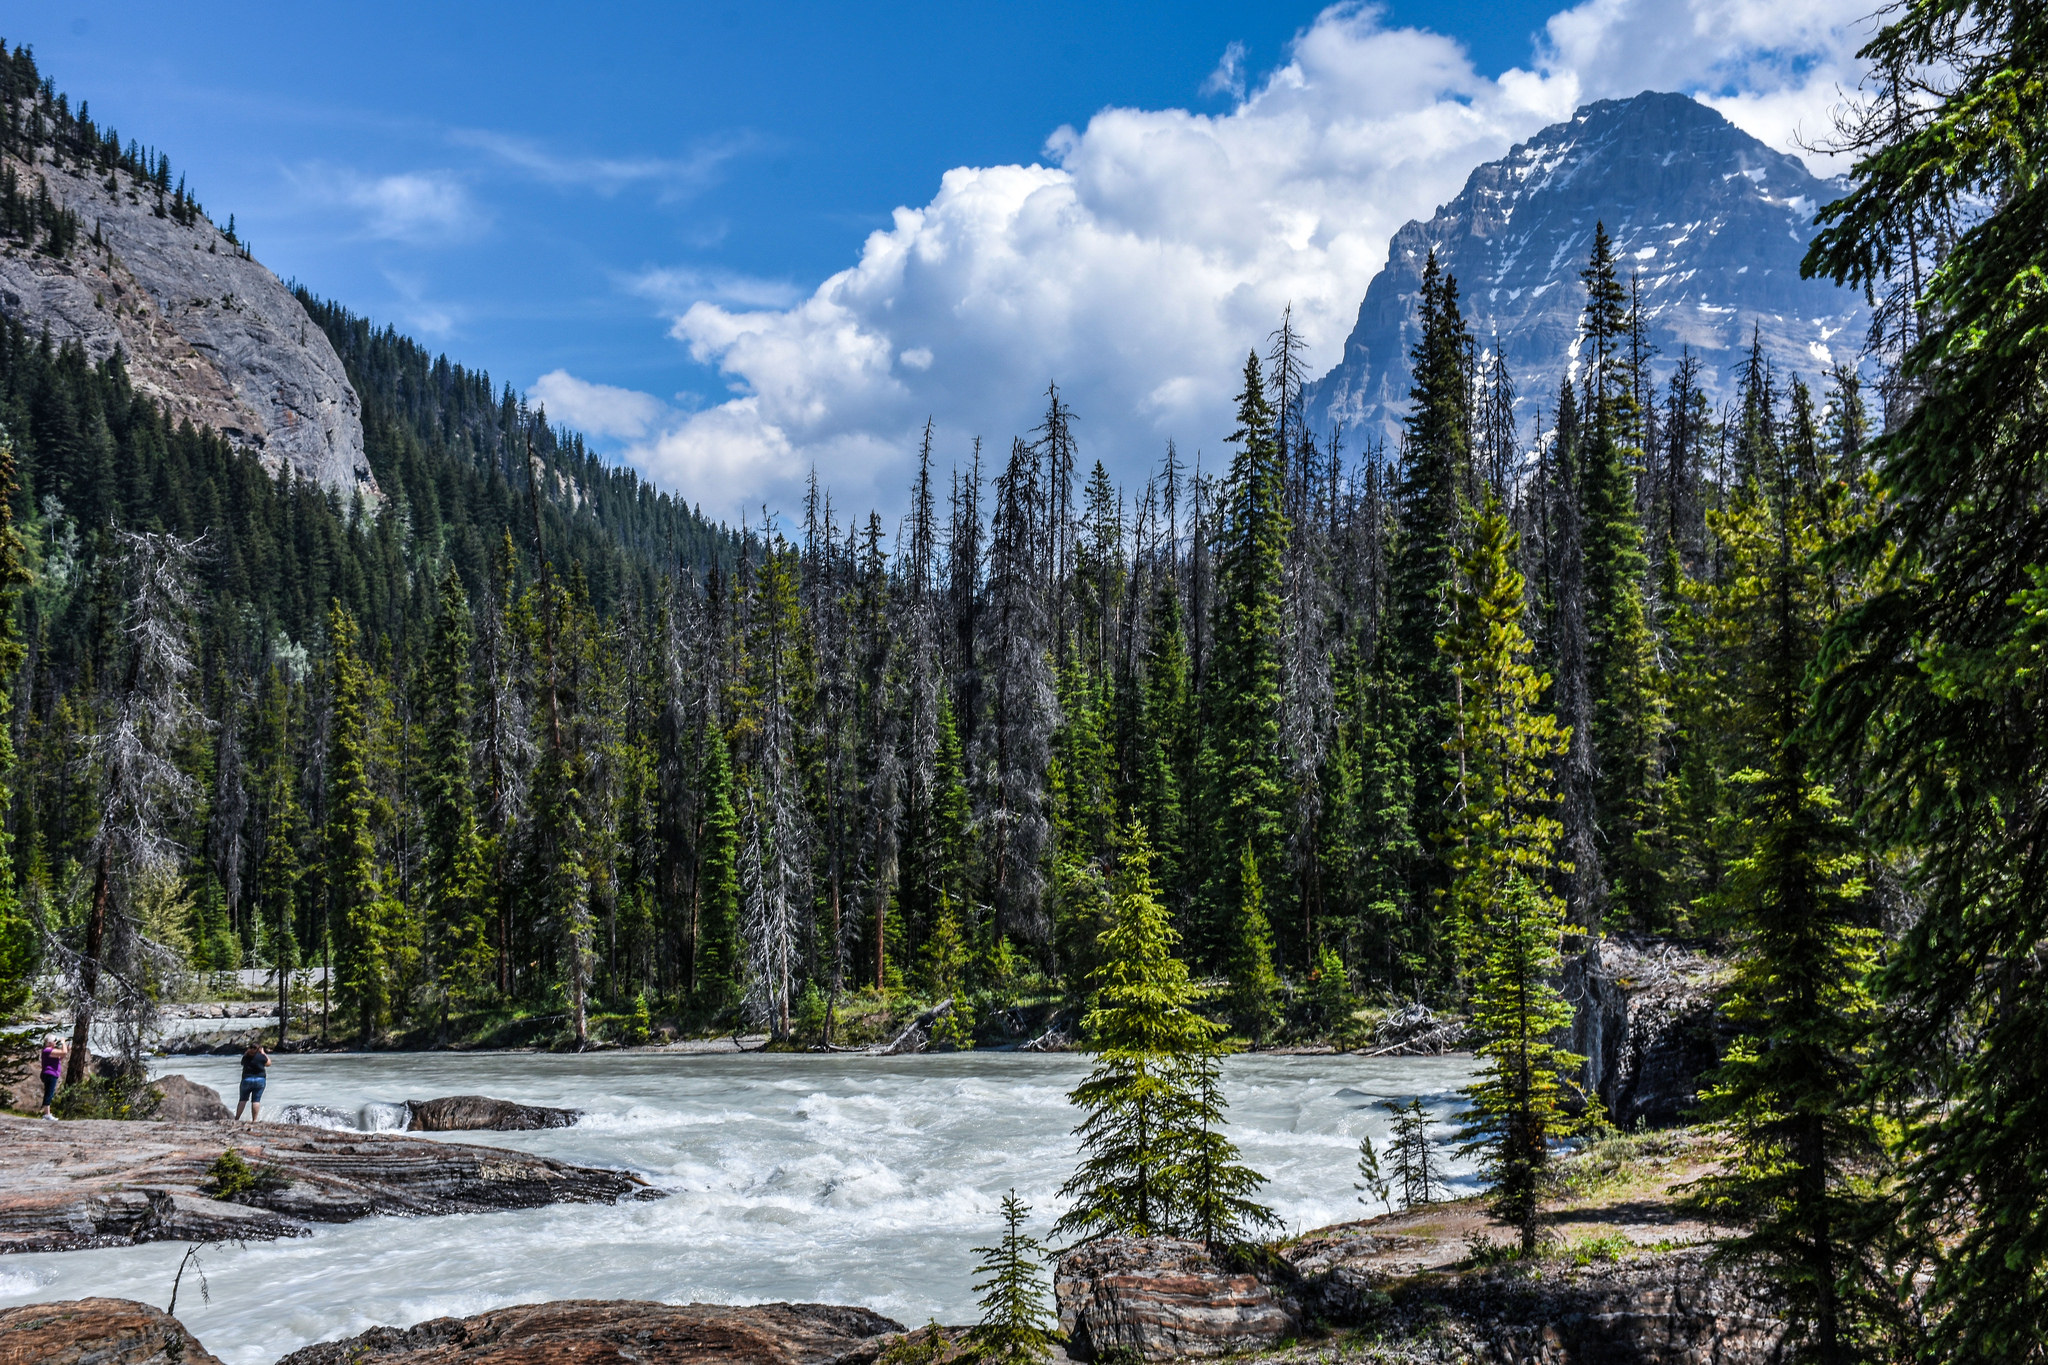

{"left": 0, "top": 1051, "right": 1479, "bottom": 1365}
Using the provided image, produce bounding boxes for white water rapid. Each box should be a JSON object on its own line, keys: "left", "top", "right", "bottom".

{"left": 0, "top": 1051, "right": 1478, "bottom": 1365}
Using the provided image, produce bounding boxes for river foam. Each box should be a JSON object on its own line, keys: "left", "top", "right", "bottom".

{"left": 0, "top": 1051, "right": 1477, "bottom": 1365}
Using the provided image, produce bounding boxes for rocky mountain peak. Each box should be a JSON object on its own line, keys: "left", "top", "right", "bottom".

{"left": 1304, "top": 90, "right": 1867, "bottom": 451}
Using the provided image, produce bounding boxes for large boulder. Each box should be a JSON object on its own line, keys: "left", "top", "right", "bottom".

{"left": 1563, "top": 937, "right": 1730, "bottom": 1129}
{"left": 153, "top": 1075, "right": 232, "bottom": 1123}
{"left": 406, "top": 1095, "right": 580, "bottom": 1131}
{"left": 1054, "top": 1238, "right": 1300, "bottom": 1361}
{"left": 275, "top": 1300, "right": 903, "bottom": 1365}
{"left": 0, "top": 1298, "right": 224, "bottom": 1365}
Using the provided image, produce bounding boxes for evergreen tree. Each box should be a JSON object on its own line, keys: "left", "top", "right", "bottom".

{"left": 1382, "top": 1098, "right": 1444, "bottom": 1208}
{"left": 1577, "top": 226, "right": 1669, "bottom": 930}
{"left": 693, "top": 721, "right": 741, "bottom": 1010}
{"left": 1223, "top": 844, "right": 1280, "bottom": 1042}
{"left": 1057, "top": 824, "right": 1226, "bottom": 1241}
{"left": 968, "top": 1192, "right": 1058, "bottom": 1365}
{"left": 1441, "top": 500, "right": 1585, "bottom": 1252}
{"left": 1382, "top": 252, "right": 1474, "bottom": 972}
{"left": 1197, "top": 351, "right": 1289, "bottom": 971}
{"left": 1687, "top": 408, "right": 1891, "bottom": 1363}
{"left": 1805, "top": 7, "right": 2048, "bottom": 1353}
{"left": 326, "top": 605, "right": 393, "bottom": 1044}
{"left": 420, "top": 565, "right": 490, "bottom": 1025}
{"left": 0, "top": 432, "right": 34, "bottom": 1018}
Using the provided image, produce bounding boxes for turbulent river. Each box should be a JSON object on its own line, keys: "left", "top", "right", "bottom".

{"left": 0, "top": 1051, "right": 1479, "bottom": 1365}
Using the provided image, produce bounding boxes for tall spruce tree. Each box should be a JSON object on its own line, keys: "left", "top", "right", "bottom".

{"left": 1058, "top": 824, "right": 1228, "bottom": 1241}
{"left": 1687, "top": 412, "right": 1892, "bottom": 1364}
{"left": 0, "top": 433, "right": 33, "bottom": 1018}
{"left": 1577, "top": 225, "right": 1668, "bottom": 930}
{"left": 1441, "top": 500, "right": 1585, "bottom": 1252}
{"left": 326, "top": 604, "right": 394, "bottom": 1044}
{"left": 1804, "top": 7, "right": 2048, "bottom": 1352}
{"left": 1197, "top": 352, "right": 1289, "bottom": 973}
{"left": 1383, "top": 253, "right": 1474, "bottom": 973}
{"left": 420, "top": 565, "right": 490, "bottom": 1027}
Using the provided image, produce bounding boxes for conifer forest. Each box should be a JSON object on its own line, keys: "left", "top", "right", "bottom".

{"left": 3, "top": 2, "right": 2048, "bottom": 1360}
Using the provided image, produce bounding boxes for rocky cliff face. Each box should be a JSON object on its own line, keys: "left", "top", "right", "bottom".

{"left": 0, "top": 132, "right": 373, "bottom": 498}
{"left": 1304, "top": 91, "right": 1866, "bottom": 450}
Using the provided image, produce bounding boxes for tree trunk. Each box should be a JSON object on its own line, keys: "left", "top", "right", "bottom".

{"left": 64, "top": 846, "right": 113, "bottom": 1087}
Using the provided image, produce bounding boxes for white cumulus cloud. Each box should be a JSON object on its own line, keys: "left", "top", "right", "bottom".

{"left": 618, "top": 0, "right": 1876, "bottom": 521}
{"left": 530, "top": 370, "right": 671, "bottom": 440}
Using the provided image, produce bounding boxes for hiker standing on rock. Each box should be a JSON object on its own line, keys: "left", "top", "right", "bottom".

{"left": 236, "top": 1043, "right": 270, "bottom": 1122}
{"left": 39, "top": 1036, "right": 65, "bottom": 1119}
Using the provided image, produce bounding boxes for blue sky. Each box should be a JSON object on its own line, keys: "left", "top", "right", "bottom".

{"left": 7, "top": 1, "right": 1870, "bottom": 521}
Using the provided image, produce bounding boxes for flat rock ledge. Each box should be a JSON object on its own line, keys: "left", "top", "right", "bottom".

{"left": 0, "top": 1115, "right": 659, "bottom": 1254}
{"left": 276, "top": 1300, "right": 906, "bottom": 1365}
{"left": 0, "top": 1297, "right": 225, "bottom": 1365}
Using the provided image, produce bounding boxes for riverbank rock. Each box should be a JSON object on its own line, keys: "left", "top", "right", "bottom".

{"left": 407, "top": 1095, "right": 581, "bottom": 1131}
{"left": 0, "top": 1298, "right": 224, "bottom": 1365}
{"left": 276, "top": 1300, "right": 905, "bottom": 1365}
{"left": 153, "top": 1075, "right": 232, "bottom": 1123}
{"left": 1361, "top": 1247, "right": 1787, "bottom": 1364}
{"left": 0, "top": 1115, "right": 658, "bottom": 1254}
{"left": 1055, "top": 1238, "right": 1301, "bottom": 1360}
{"left": 1563, "top": 938, "right": 1730, "bottom": 1129}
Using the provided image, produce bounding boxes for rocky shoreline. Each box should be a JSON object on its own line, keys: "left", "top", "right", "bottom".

{"left": 0, "top": 1116, "right": 659, "bottom": 1254}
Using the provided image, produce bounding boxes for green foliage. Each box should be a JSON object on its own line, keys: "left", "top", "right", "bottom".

{"left": 967, "top": 1191, "right": 1058, "bottom": 1365}
{"left": 693, "top": 723, "right": 741, "bottom": 1011}
{"left": 53, "top": 1072, "right": 162, "bottom": 1120}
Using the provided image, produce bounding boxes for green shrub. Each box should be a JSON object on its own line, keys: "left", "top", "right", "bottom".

{"left": 53, "top": 1073, "right": 162, "bottom": 1120}
{"left": 204, "top": 1147, "right": 290, "bottom": 1200}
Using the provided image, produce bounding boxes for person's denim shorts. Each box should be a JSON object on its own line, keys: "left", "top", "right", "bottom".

{"left": 239, "top": 1077, "right": 266, "bottom": 1102}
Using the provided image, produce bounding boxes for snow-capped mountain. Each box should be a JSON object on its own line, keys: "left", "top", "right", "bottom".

{"left": 1303, "top": 90, "right": 1868, "bottom": 450}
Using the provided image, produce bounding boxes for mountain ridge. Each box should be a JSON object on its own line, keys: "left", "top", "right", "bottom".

{"left": 1304, "top": 90, "right": 1868, "bottom": 451}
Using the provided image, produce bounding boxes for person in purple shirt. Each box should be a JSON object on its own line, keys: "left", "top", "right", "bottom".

{"left": 39, "top": 1036, "right": 65, "bottom": 1119}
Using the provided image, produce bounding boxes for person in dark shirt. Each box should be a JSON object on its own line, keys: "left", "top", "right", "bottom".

{"left": 235, "top": 1044, "right": 270, "bottom": 1122}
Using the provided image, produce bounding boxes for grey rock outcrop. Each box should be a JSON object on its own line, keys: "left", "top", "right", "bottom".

{"left": 0, "top": 1298, "right": 226, "bottom": 1365}
{"left": 0, "top": 136, "right": 372, "bottom": 498}
{"left": 1304, "top": 91, "right": 1866, "bottom": 450}
{"left": 1055, "top": 1238, "right": 1302, "bottom": 1360}
{"left": 275, "top": 1300, "right": 905, "bottom": 1365}
{"left": 1564, "top": 937, "right": 1730, "bottom": 1129}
